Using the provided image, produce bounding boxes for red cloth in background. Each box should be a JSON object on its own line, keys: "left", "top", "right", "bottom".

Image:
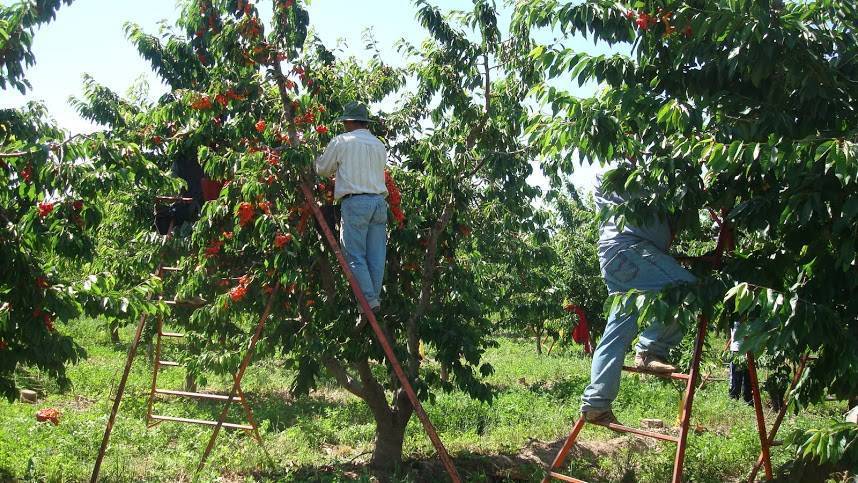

{"left": 564, "top": 303, "right": 593, "bottom": 354}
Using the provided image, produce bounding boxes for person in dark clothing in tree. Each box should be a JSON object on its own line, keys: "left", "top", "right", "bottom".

{"left": 154, "top": 145, "right": 205, "bottom": 234}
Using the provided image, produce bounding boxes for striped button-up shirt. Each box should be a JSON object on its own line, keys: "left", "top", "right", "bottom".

{"left": 315, "top": 129, "right": 388, "bottom": 201}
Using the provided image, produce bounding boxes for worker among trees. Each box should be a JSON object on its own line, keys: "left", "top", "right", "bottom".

{"left": 580, "top": 177, "right": 696, "bottom": 425}
{"left": 315, "top": 101, "right": 389, "bottom": 316}
{"left": 728, "top": 322, "right": 753, "bottom": 405}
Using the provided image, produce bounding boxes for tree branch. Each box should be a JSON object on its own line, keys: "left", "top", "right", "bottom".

{"left": 483, "top": 52, "right": 491, "bottom": 116}
{"left": 405, "top": 195, "right": 455, "bottom": 378}
{"left": 323, "top": 358, "right": 366, "bottom": 399}
{"left": 392, "top": 386, "right": 415, "bottom": 426}
{"left": 356, "top": 358, "right": 392, "bottom": 418}
{"left": 0, "top": 133, "right": 87, "bottom": 159}
{"left": 461, "top": 50, "right": 493, "bottom": 178}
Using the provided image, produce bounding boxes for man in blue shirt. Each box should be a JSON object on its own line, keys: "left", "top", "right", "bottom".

{"left": 581, "top": 176, "right": 696, "bottom": 424}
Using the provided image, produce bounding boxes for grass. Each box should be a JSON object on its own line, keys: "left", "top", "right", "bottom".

{"left": 0, "top": 317, "right": 846, "bottom": 482}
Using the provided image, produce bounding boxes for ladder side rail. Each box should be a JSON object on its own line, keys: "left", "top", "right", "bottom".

{"left": 146, "top": 316, "right": 166, "bottom": 424}
{"left": 541, "top": 416, "right": 587, "bottom": 483}
{"left": 671, "top": 315, "right": 709, "bottom": 483}
{"left": 91, "top": 312, "right": 150, "bottom": 482}
{"left": 746, "top": 354, "right": 774, "bottom": 480}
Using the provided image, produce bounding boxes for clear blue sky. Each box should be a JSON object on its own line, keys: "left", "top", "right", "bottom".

{"left": 1, "top": 0, "right": 612, "bottom": 190}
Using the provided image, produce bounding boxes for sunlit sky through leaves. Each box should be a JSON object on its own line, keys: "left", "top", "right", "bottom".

{"left": 1, "top": 0, "right": 623, "bottom": 192}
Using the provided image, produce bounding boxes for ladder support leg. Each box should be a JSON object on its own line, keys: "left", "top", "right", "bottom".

{"left": 90, "top": 313, "right": 149, "bottom": 483}
{"left": 197, "top": 282, "right": 279, "bottom": 474}
{"left": 235, "top": 383, "right": 263, "bottom": 444}
{"left": 748, "top": 355, "right": 808, "bottom": 482}
{"left": 672, "top": 316, "right": 708, "bottom": 483}
{"left": 542, "top": 416, "right": 587, "bottom": 483}
{"left": 746, "top": 353, "right": 773, "bottom": 481}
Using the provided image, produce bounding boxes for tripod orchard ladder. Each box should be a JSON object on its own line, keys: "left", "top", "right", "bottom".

{"left": 91, "top": 195, "right": 273, "bottom": 482}
{"left": 543, "top": 210, "right": 779, "bottom": 483}
{"left": 543, "top": 314, "right": 711, "bottom": 483}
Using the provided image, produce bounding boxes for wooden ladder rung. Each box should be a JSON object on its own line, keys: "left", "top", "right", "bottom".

{"left": 600, "top": 422, "right": 680, "bottom": 443}
{"left": 160, "top": 332, "right": 185, "bottom": 338}
{"left": 622, "top": 365, "right": 691, "bottom": 381}
{"left": 164, "top": 300, "right": 207, "bottom": 308}
{"left": 155, "top": 389, "right": 243, "bottom": 402}
{"left": 155, "top": 196, "right": 195, "bottom": 203}
{"left": 149, "top": 414, "right": 252, "bottom": 430}
{"left": 158, "top": 360, "right": 182, "bottom": 367}
{"left": 547, "top": 472, "right": 588, "bottom": 483}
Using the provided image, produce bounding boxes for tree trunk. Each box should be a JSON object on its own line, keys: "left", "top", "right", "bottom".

{"left": 534, "top": 328, "right": 543, "bottom": 355}
{"left": 440, "top": 363, "right": 449, "bottom": 382}
{"left": 109, "top": 325, "right": 120, "bottom": 344}
{"left": 184, "top": 372, "right": 197, "bottom": 392}
{"left": 369, "top": 414, "right": 408, "bottom": 473}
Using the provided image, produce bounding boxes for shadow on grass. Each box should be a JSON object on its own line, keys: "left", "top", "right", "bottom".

{"left": 237, "top": 432, "right": 638, "bottom": 483}
{"left": 153, "top": 388, "right": 367, "bottom": 437}
{"left": 524, "top": 375, "right": 589, "bottom": 401}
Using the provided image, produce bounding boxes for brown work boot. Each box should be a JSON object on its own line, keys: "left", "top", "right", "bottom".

{"left": 582, "top": 408, "right": 620, "bottom": 426}
{"left": 634, "top": 352, "right": 677, "bottom": 374}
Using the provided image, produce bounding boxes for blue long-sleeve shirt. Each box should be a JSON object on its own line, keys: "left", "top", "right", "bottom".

{"left": 594, "top": 174, "right": 672, "bottom": 252}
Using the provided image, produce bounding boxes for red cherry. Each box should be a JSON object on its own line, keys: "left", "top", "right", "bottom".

{"left": 636, "top": 12, "right": 653, "bottom": 30}
{"left": 204, "top": 239, "right": 224, "bottom": 258}
{"left": 237, "top": 202, "right": 255, "bottom": 227}
{"left": 230, "top": 285, "right": 248, "bottom": 302}
{"left": 274, "top": 232, "right": 292, "bottom": 248}
{"left": 37, "top": 202, "right": 54, "bottom": 218}
{"left": 255, "top": 120, "right": 267, "bottom": 133}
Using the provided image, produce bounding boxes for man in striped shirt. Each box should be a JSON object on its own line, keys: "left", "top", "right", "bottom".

{"left": 315, "top": 101, "right": 389, "bottom": 315}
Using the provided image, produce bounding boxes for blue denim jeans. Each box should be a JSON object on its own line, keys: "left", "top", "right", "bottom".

{"left": 340, "top": 194, "right": 387, "bottom": 309}
{"left": 581, "top": 240, "right": 696, "bottom": 411}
